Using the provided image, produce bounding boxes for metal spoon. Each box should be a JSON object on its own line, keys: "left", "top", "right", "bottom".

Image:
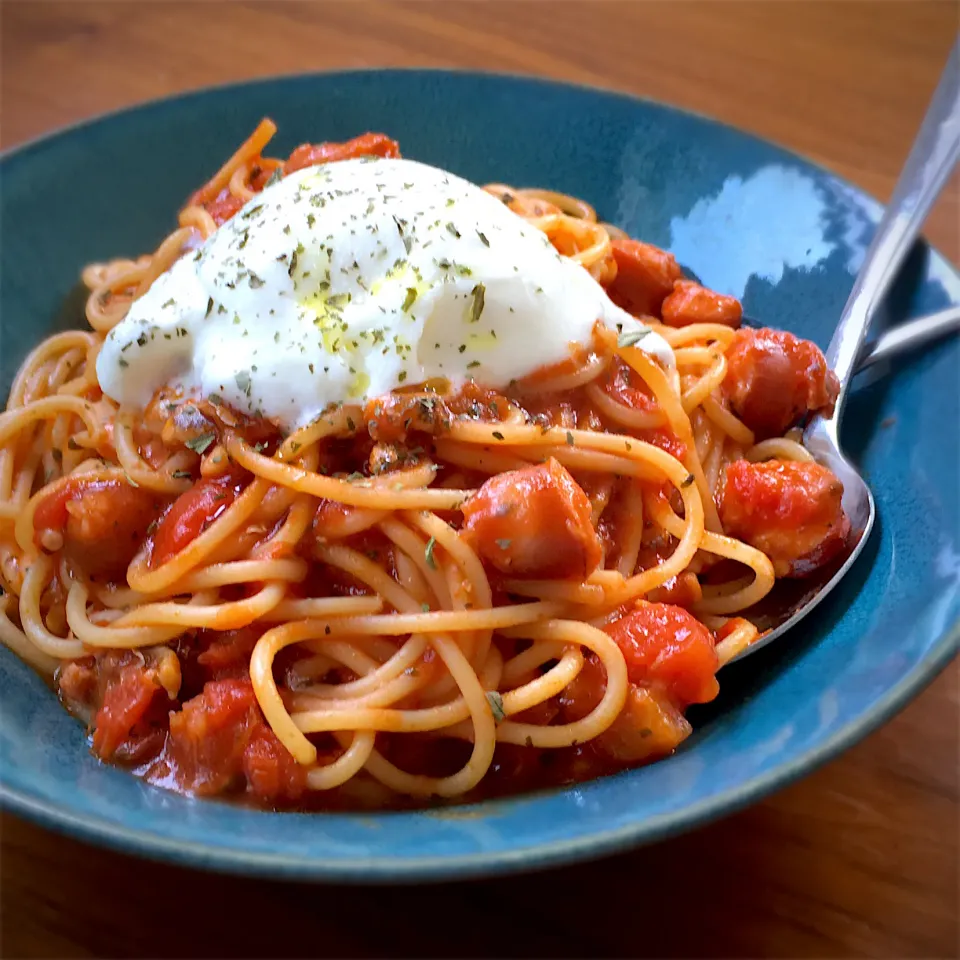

{"left": 730, "top": 40, "right": 960, "bottom": 664}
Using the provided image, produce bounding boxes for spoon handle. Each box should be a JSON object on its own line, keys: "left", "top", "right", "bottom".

{"left": 827, "top": 39, "right": 960, "bottom": 399}
{"left": 855, "top": 303, "right": 960, "bottom": 373}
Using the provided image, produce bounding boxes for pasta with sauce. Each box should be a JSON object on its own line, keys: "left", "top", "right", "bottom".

{"left": 0, "top": 120, "right": 850, "bottom": 808}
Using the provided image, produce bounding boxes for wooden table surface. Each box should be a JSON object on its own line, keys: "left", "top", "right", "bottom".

{"left": 1, "top": 3, "right": 958, "bottom": 958}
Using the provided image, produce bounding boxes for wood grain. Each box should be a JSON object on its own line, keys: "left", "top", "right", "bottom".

{"left": 1, "top": 2, "right": 958, "bottom": 958}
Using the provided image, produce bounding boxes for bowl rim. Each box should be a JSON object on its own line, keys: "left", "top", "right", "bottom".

{"left": 0, "top": 65, "right": 870, "bottom": 178}
{"left": 1, "top": 67, "right": 958, "bottom": 883}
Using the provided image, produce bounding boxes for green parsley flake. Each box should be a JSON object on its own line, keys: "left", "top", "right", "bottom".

{"left": 486, "top": 691, "right": 506, "bottom": 723}
{"left": 424, "top": 536, "right": 438, "bottom": 570}
{"left": 186, "top": 432, "right": 216, "bottom": 455}
{"left": 469, "top": 283, "right": 485, "bottom": 323}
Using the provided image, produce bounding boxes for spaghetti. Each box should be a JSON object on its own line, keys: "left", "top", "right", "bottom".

{"left": 0, "top": 122, "right": 850, "bottom": 808}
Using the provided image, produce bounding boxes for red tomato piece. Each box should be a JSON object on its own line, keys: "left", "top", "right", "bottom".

{"left": 203, "top": 188, "right": 247, "bottom": 226}
{"left": 57, "top": 657, "right": 99, "bottom": 714}
{"left": 661, "top": 279, "right": 742, "bottom": 328}
{"left": 34, "top": 477, "right": 165, "bottom": 579}
{"left": 719, "top": 459, "right": 850, "bottom": 577}
{"left": 92, "top": 653, "right": 164, "bottom": 760}
{"left": 723, "top": 327, "right": 840, "bottom": 439}
{"left": 307, "top": 496, "right": 396, "bottom": 543}
{"left": 600, "top": 356, "right": 660, "bottom": 414}
{"left": 605, "top": 602, "right": 720, "bottom": 706}
{"left": 195, "top": 627, "right": 261, "bottom": 680}
{"left": 558, "top": 653, "right": 607, "bottom": 722}
{"left": 363, "top": 392, "right": 451, "bottom": 443}
{"left": 168, "top": 679, "right": 306, "bottom": 802}
{"left": 461, "top": 458, "right": 603, "bottom": 579}
{"left": 167, "top": 679, "right": 258, "bottom": 795}
{"left": 608, "top": 238, "right": 683, "bottom": 317}
{"left": 285, "top": 133, "right": 401, "bottom": 173}
{"left": 637, "top": 425, "right": 687, "bottom": 460}
{"left": 242, "top": 725, "right": 310, "bottom": 803}
{"left": 151, "top": 471, "right": 247, "bottom": 567}
{"left": 57, "top": 652, "right": 169, "bottom": 763}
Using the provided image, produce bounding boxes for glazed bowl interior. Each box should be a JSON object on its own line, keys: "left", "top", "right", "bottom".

{"left": 1, "top": 69, "right": 957, "bottom": 882}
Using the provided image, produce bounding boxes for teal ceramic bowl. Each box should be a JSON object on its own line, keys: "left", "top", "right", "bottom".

{"left": 1, "top": 71, "right": 957, "bottom": 882}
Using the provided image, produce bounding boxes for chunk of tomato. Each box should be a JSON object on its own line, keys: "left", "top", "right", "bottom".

{"left": 605, "top": 602, "right": 719, "bottom": 706}
{"left": 723, "top": 327, "right": 839, "bottom": 439}
{"left": 285, "top": 133, "right": 401, "bottom": 173}
{"left": 462, "top": 458, "right": 602, "bottom": 579}
{"left": 661, "top": 279, "right": 742, "bottom": 328}
{"left": 34, "top": 476, "right": 165, "bottom": 579}
{"left": 608, "top": 238, "right": 683, "bottom": 317}
{"left": 151, "top": 472, "right": 247, "bottom": 567}
{"left": 167, "top": 678, "right": 306, "bottom": 802}
{"left": 719, "top": 458, "right": 849, "bottom": 577}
